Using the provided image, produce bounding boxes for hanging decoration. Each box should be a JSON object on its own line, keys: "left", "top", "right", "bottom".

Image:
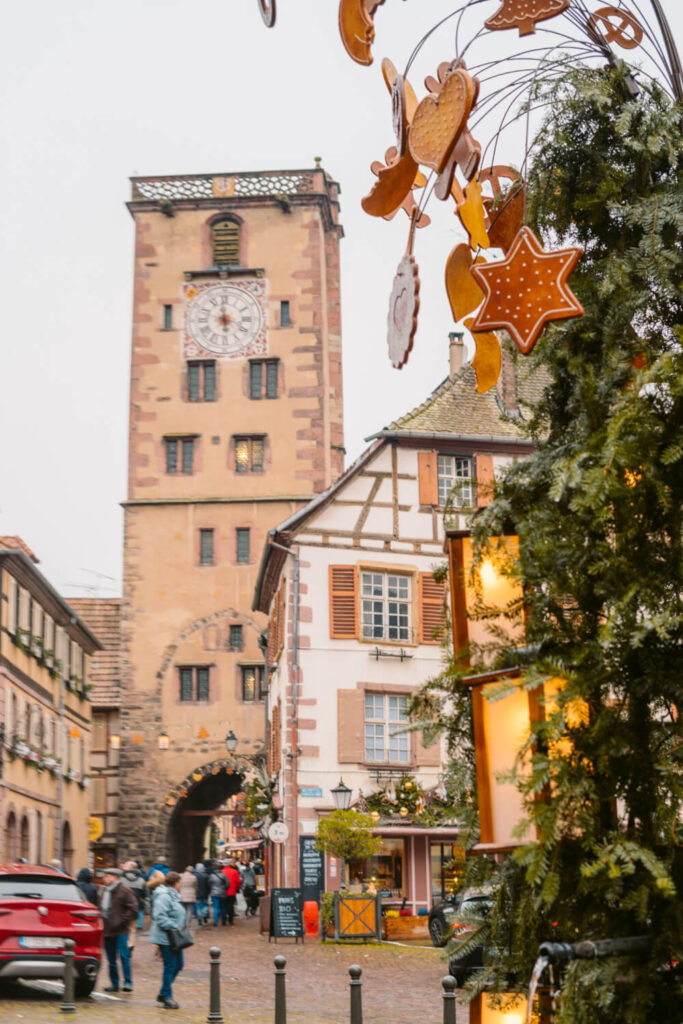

{"left": 469, "top": 226, "right": 584, "bottom": 355}
{"left": 484, "top": 0, "right": 571, "bottom": 37}
{"left": 259, "top": 1, "right": 681, "bottom": 383}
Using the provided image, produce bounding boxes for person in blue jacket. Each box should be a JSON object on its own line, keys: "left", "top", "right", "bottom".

{"left": 149, "top": 872, "right": 187, "bottom": 1009}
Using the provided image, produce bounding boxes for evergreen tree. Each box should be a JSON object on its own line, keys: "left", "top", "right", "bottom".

{"left": 420, "top": 67, "right": 682, "bottom": 1022}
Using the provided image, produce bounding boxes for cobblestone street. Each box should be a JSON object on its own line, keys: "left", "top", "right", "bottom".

{"left": 0, "top": 915, "right": 470, "bottom": 1024}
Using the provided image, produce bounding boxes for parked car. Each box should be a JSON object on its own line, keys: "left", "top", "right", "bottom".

{"left": 447, "top": 887, "right": 495, "bottom": 987}
{"left": 0, "top": 864, "right": 102, "bottom": 997}
{"left": 428, "top": 892, "right": 463, "bottom": 947}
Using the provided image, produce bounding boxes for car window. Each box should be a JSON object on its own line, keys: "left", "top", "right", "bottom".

{"left": 0, "top": 876, "right": 85, "bottom": 901}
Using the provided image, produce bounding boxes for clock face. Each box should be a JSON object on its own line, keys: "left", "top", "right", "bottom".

{"left": 185, "top": 283, "right": 265, "bottom": 356}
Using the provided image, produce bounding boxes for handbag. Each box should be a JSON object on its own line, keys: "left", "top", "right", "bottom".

{"left": 167, "top": 925, "right": 194, "bottom": 953}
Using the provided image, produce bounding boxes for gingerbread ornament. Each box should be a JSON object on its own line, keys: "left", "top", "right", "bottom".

{"left": 387, "top": 214, "right": 420, "bottom": 369}
{"left": 588, "top": 6, "right": 644, "bottom": 50}
{"left": 470, "top": 226, "right": 584, "bottom": 354}
{"left": 465, "top": 317, "right": 502, "bottom": 394}
{"left": 381, "top": 59, "right": 419, "bottom": 157}
{"left": 480, "top": 166, "right": 525, "bottom": 251}
{"left": 445, "top": 243, "right": 485, "bottom": 321}
{"left": 338, "top": 0, "right": 387, "bottom": 66}
{"left": 485, "top": 0, "right": 571, "bottom": 37}
{"left": 409, "top": 68, "right": 477, "bottom": 200}
{"left": 455, "top": 177, "right": 490, "bottom": 251}
{"left": 362, "top": 147, "right": 431, "bottom": 226}
{"left": 257, "top": 0, "right": 276, "bottom": 27}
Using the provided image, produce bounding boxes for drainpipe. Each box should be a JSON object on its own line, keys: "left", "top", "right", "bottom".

{"left": 257, "top": 632, "right": 269, "bottom": 762}
{"left": 269, "top": 539, "right": 300, "bottom": 885}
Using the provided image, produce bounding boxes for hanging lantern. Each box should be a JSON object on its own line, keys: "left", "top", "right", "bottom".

{"left": 157, "top": 731, "right": 170, "bottom": 750}
{"left": 470, "top": 992, "right": 531, "bottom": 1024}
{"left": 109, "top": 734, "right": 121, "bottom": 750}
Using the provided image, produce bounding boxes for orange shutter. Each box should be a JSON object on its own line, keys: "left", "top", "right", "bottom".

{"left": 418, "top": 450, "right": 439, "bottom": 506}
{"left": 419, "top": 573, "right": 446, "bottom": 644}
{"left": 276, "top": 582, "right": 285, "bottom": 660}
{"left": 329, "top": 566, "right": 358, "bottom": 639}
{"left": 337, "top": 690, "right": 365, "bottom": 763}
{"left": 475, "top": 454, "right": 494, "bottom": 507}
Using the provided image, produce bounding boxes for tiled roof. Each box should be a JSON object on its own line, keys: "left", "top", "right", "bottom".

{"left": 68, "top": 598, "right": 121, "bottom": 707}
{"left": 387, "top": 358, "right": 549, "bottom": 439}
{"left": 0, "top": 536, "right": 39, "bottom": 563}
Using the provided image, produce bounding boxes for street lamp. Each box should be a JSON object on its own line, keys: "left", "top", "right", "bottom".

{"left": 109, "top": 733, "right": 121, "bottom": 750}
{"left": 331, "top": 778, "right": 352, "bottom": 810}
{"left": 225, "top": 730, "right": 238, "bottom": 753}
{"left": 157, "top": 731, "right": 170, "bottom": 751}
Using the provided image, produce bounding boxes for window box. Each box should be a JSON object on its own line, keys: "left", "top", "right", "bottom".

{"left": 79, "top": 775, "right": 91, "bottom": 790}
{"left": 13, "top": 739, "right": 29, "bottom": 759}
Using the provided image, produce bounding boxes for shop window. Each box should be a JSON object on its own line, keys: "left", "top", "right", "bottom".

{"left": 364, "top": 693, "right": 409, "bottom": 764}
{"left": 348, "top": 838, "right": 404, "bottom": 897}
{"left": 430, "top": 843, "right": 465, "bottom": 902}
{"left": 179, "top": 666, "right": 211, "bottom": 702}
{"left": 188, "top": 361, "right": 216, "bottom": 402}
{"left": 241, "top": 665, "right": 265, "bottom": 702}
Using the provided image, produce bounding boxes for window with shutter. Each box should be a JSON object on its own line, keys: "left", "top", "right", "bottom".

{"left": 418, "top": 450, "right": 439, "bottom": 506}
{"left": 329, "top": 566, "right": 358, "bottom": 639}
{"left": 419, "top": 573, "right": 447, "bottom": 644}
{"left": 212, "top": 218, "right": 240, "bottom": 266}
{"left": 475, "top": 454, "right": 495, "bottom": 507}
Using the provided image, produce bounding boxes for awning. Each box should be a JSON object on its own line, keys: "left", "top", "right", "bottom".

{"left": 225, "top": 839, "right": 264, "bottom": 850}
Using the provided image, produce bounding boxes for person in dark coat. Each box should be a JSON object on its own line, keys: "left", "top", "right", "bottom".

{"left": 208, "top": 865, "right": 227, "bottom": 926}
{"left": 101, "top": 868, "right": 138, "bottom": 992}
{"left": 194, "top": 863, "right": 209, "bottom": 925}
{"left": 75, "top": 868, "right": 98, "bottom": 906}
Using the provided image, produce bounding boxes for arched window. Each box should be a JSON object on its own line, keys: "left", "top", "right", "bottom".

{"left": 62, "top": 822, "right": 74, "bottom": 875}
{"left": 5, "top": 812, "right": 17, "bottom": 861}
{"left": 211, "top": 217, "right": 241, "bottom": 266}
{"left": 20, "top": 815, "right": 29, "bottom": 861}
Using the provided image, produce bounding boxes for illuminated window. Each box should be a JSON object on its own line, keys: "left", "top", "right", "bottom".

{"left": 234, "top": 436, "right": 266, "bottom": 473}
{"left": 212, "top": 218, "right": 240, "bottom": 266}
{"left": 241, "top": 665, "right": 264, "bottom": 702}
{"left": 364, "top": 693, "right": 409, "bottom": 763}
{"left": 437, "top": 455, "right": 473, "bottom": 507}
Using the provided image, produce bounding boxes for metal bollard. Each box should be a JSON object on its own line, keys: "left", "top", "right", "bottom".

{"left": 60, "top": 938, "right": 76, "bottom": 1014}
{"left": 274, "top": 955, "right": 287, "bottom": 1024}
{"left": 442, "top": 975, "right": 456, "bottom": 1024}
{"left": 349, "top": 964, "right": 362, "bottom": 1024}
{"left": 207, "top": 946, "right": 224, "bottom": 1024}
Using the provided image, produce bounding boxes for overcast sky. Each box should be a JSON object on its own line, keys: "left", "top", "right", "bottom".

{"left": 1, "top": 0, "right": 679, "bottom": 598}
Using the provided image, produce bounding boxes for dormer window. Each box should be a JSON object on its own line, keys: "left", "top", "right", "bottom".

{"left": 212, "top": 217, "right": 240, "bottom": 266}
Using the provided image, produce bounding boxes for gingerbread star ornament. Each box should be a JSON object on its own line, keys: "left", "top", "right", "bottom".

{"left": 469, "top": 226, "right": 584, "bottom": 354}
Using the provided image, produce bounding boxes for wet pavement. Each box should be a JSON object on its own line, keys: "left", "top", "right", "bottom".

{"left": 0, "top": 912, "right": 470, "bottom": 1023}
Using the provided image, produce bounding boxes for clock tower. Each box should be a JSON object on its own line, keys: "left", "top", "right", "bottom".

{"left": 118, "top": 168, "right": 344, "bottom": 864}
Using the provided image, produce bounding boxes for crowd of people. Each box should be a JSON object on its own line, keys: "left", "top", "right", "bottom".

{"left": 73, "top": 856, "right": 264, "bottom": 1010}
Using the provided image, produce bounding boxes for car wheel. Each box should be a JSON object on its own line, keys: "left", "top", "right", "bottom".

{"left": 75, "top": 975, "right": 97, "bottom": 998}
{"left": 429, "top": 915, "right": 446, "bottom": 947}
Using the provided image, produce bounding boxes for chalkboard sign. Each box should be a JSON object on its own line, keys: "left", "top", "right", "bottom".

{"left": 299, "top": 836, "right": 324, "bottom": 904}
{"left": 270, "top": 887, "right": 304, "bottom": 942}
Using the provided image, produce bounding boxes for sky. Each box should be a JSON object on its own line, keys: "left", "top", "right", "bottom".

{"left": 1, "top": 0, "right": 679, "bottom": 598}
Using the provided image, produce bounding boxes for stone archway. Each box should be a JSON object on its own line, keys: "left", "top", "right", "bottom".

{"left": 166, "top": 761, "right": 245, "bottom": 868}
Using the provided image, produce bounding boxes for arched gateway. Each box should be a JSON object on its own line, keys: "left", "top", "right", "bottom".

{"left": 166, "top": 760, "right": 247, "bottom": 868}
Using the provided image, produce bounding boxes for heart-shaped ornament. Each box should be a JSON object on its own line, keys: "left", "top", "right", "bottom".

{"left": 445, "top": 244, "right": 486, "bottom": 321}
{"left": 409, "top": 69, "right": 475, "bottom": 174}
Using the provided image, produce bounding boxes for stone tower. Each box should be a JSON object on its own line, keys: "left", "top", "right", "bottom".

{"left": 118, "top": 168, "right": 344, "bottom": 864}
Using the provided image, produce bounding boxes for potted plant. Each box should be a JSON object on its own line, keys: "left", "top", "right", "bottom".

{"left": 12, "top": 736, "right": 29, "bottom": 759}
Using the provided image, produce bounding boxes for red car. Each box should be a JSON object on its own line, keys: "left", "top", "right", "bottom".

{"left": 0, "top": 863, "right": 102, "bottom": 997}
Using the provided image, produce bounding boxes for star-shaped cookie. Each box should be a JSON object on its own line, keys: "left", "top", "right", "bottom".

{"left": 469, "top": 226, "right": 583, "bottom": 354}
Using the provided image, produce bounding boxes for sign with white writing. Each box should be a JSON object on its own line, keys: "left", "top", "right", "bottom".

{"left": 299, "top": 836, "right": 324, "bottom": 904}
{"left": 270, "top": 888, "right": 304, "bottom": 940}
{"left": 298, "top": 786, "right": 323, "bottom": 798}
{"left": 268, "top": 821, "right": 289, "bottom": 844}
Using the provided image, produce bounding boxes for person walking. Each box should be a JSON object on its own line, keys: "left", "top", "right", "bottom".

{"left": 209, "top": 863, "right": 227, "bottom": 926}
{"left": 149, "top": 871, "right": 187, "bottom": 1010}
{"left": 194, "top": 863, "right": 209, "bottom": 925}
{"left": 241, "top": 860, "right": 258, "bottom": 916}
{"left": 122, "top": 861, "right": 147, "bottom": 955}
{"left": 222, "top": 859, "right": 242, "bottom": 926}
{"left": 75, "top": 867, "right": 98, "bottom": 906}
{"left": 101, "top": 867, "right": 138, "bottom": 993}
{"left": 179, "top": 866, "right": 197, "bottom": 926}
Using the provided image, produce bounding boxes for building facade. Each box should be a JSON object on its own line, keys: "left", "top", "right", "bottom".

{"left": 253, "top": 342, "right": 542, "bottom": 908}
{"left": 0, "top": 540, "right": 101, "bottom": 871}
{"left": 117, "top": 167, "right": 344, "bottom": 865}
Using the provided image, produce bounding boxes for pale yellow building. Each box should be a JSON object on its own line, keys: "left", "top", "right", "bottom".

{"left": 0, "top": 539, "right": 101, "bottom": 872}
{"left": 117, "top": 167, "right": 344, "bottom": 865}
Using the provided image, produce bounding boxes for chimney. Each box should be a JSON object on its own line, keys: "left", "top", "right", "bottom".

{"left": 448, "top": 332, "right": 464, "bottom": 376}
